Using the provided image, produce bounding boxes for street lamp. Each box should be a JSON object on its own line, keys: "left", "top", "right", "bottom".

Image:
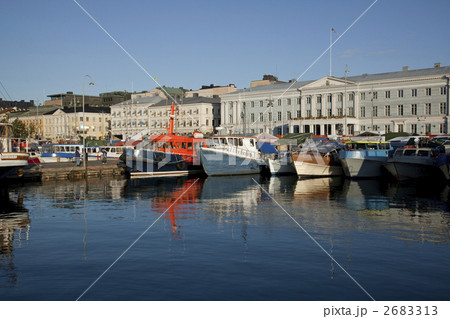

{"left": 82, "top": 75, "right": 94, "bottom": 177}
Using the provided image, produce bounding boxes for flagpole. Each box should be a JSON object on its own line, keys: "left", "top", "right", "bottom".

{"left": 330, "top": 28, "right": 332, "bottom": 77}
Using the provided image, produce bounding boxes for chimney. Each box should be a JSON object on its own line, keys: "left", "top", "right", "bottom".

{"left": 434, "top": 62, "right": 442, "bottom": 68}
{"left": 402, "top": 66, "right": 409, "bottom": 71}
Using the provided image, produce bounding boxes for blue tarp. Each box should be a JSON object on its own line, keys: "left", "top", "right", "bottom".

{"left": 257, "top": 142, "right": 278, "bottom": 154}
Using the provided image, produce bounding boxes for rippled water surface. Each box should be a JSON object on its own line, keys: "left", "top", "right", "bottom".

{"left": 1, "top": 175, "right": 449, "bottom": 301}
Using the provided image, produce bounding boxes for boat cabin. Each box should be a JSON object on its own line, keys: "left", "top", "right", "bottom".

{"left": 345, "top": 141, "right": 391, "bottom": 151}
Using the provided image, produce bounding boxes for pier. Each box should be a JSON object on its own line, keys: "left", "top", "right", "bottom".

{"left": 12, "top": 159, "right": 126, "bottom": 182}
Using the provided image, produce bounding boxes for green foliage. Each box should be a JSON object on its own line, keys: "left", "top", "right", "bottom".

{"left": 11, "top": 118, "right": 30, "bottom": 138}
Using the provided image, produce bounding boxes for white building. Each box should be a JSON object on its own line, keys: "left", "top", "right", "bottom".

{"left": 220, "top": 64, "right": 450, "bottom": 136}
{"left": 42, "top": 106, "right": 111, "bottom": 142}
{"left": 110, "top": 95, "right": 221, "bottom": 138}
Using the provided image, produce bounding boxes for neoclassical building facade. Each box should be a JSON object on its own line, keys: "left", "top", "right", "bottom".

{"left": 220, "top": 65, "right": 450, "bottom": 136}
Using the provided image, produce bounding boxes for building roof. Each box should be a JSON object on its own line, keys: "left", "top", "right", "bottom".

{"left": 45, "top": 106, "right": 111, "bottom": 115}
{"left": 223, "top": 65, "right": 450, "bottom": 97}
{"left": 8, "top": 105, "right": 61, "bottom": 118}
{"left": 151, "top": 96, "right": 220, "bottom": 107}
{"left": 113, "top": 95, "right": 164, "bottom": 106}
{"left": 346, "top": 65, "right": 450, "bottom": 83}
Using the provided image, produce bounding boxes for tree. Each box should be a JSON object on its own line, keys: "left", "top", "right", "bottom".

{"left": 11, "top": 118, "right": 29, "bottom": 138}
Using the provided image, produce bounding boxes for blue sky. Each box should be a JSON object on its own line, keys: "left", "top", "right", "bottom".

{"left": 1, "top": 0, "right": 449, "bottom": 103}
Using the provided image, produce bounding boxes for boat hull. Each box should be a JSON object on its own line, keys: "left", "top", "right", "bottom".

{"left": 267, "top": 157, "right": 296, "bottom": 175}
{"left": 200, "top": 148, "right": 263, "bottom": 176}
{"left": 340, "top": 157, "right": 387, "bottom": 178}
{"left": 0, "top": 152, "right": 30, "bottom": 179}
{"left": 294, "top": 160, "right": 343, "bottom": 177}
{"left": 384, "top": 161, "right": 441, "bottom": 181}
{"left": 124, "top": 149, "right": 202, "bottom": 177}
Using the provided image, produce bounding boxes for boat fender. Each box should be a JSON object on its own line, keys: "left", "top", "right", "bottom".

{"left": 176, "top": 161, "right": 186, "bottom": 170}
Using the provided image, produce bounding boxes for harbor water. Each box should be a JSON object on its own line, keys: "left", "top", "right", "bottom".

{"left": 1, "top": 175, "right": 450, "bottom": 301}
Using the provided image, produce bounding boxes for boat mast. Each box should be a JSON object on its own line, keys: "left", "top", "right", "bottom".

{"left": 168, "top": 103, "right": 175, "bottom": 136}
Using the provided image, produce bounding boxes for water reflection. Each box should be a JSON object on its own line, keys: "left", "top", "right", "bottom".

{"left": 0, "top": 191, "right": 29, "bottom": 287}
{"left": 151, "top": 178, "right": 204, "bottom": 240}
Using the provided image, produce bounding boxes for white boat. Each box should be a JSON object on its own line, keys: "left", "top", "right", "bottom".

{"left": 383, "top": 147, "right": 444, "bottom": 181}
{"left": 267, "top": 151, "right": 296, "bottom": 175}
{"left": 339, "top": 141, "right": 393, "bottom": 178}
{"left": 0, "top": 123, "right": 30, "bottom": 179}
{"left": 200, "top": 136, "right": 266, "bottom": 176}
{"left": 293, "top": 139, "right": 344, "bottom": 177}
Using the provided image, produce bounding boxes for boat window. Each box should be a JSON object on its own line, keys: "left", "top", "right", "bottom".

{"left": 188, "top": 142, "right": 193, "bottom": 149}
{"left": 355, "top": 143, "right": 366, "bottom": 150}
{"left": 182, "top": 142, "right": 186, "bottom": 149}
{"left": 220, "top": 138, "right": 227, "bottom": 145}
{"left": 238, "top": 138, "right": 243, "bottom": 146}
{"left": 213, "top": 138, "right": 219, "bottom": 144}
{"left": 379, "top": 143, "right": 389, "bottom": 150}
{"left": 417, "top": 150, "right": 429, "bottom": 157}
{"left": 394, "top": 149, "right": 403, "bottom": 157}
{"left": 250, "top": 139, "right": 254, "bottom": 146}
{"left": 228, "top": 138, "right": 234, "bottom": 145}
{"left": 367, "top": 144, "right": 377, "bottom": 150}
{"left": 403, "top": 149, "right": 416, "bottom": 156}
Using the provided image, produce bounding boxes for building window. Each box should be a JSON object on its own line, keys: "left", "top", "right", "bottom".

{"left": 398, "top": 124, "right": 404, "bottom": 133}
{"left": 337, "top": 108, "right": 343, "bottom": 116}
{"left": 251, "top": 113, "right": 255, "bottom": 122}
{"left": 268, "top": 112, "right": 272, "bottom": 121}
{"left": 411, "top": 124, "right": 417, "bottom": 134}
{"left": 297, "top": 110, "right": 300, "bottom": 118}
{"left": 372, "top": 91, "right": 378, "bottom": 99}
{"left": 412, "top": 89, "right": 417, "bottom": 97}
{"left": 337, "top": 95, "right": 343, "bottom": 102}
{"left": 425, "top": 123, "right": 431, "bottom": 134}
{"left": 385, "top": 91, "right": 390, "bottom": 99}
{"left": 426, "top": 88, "right": 432, "bottom": 96}
{"left": 306, "top": 110, "right": 312, "bottom": 117}
{"left": 317, "top": 96, "right": 322, "bottom": 103}
{"left": 259, "top": 113, "right": 263, "bottom": 121}
{"left": 425, "top": 103, "right": 431, "bottom": 115}
{"left": 349, "top": 93, "right": 354, "bottom": 101}
{"left": 317, "top": 109, "right": 322, "bottom": 117}
{"left": 440, "top": 102, "right": 447, "bottom": 114}
{"left": 385, "top": 125, "right": 390, "bottom": 133}
{"left": 441, "top": 87, "right": 447, "bottom": 95}
{"left": 260, "top": 101, "right": 263, "bottom": 107}
{"left": 440, "top": 123, "right": 445, "bottom": 133}
{"left": 360, "top": 107, "right": 365, "bottom": 118}
{"left": 287, "top": 111, "right": 291, "bottom": 120}
{"left": 398, "top": 104, "right": 404, "bottom": 116}
{"left": 287, "top": 98, "right": 292, "bottom": 105}
{"left": 360, "top": 92, "right": 365, "bottom": 100}
{"left": 411, "top": 104, "right": 417, "bottom": 115}
{"left": 385, "top": 105, "right": 390, "bottom": 116}
{"left": 373, "top": 106, "right": 378, "bottom": 117}
{"left": 361, "top": 125, "right": 366, "bottom": 131}
{"left": 306, "top": 96, "right": 312, "bottom": 104}
{"left": 398, "top": 89, "right": 403, "bottom": 98}
{"left": 296, "top": 98, "right": 300, "bottom": 104}
{"left": 327, "top": 108, "right": 332, "bottom": 116}
{"left": 327, "top": 95, "right": 332, "bottom": 103}
{"left": 277, "top": 111, "right": 282, "bottom": 121}
{"left": 347, "top": 107, "right": 354, "bottom": 116}
{"left": 251, "top": 101, "right": 255, "bottom": 108}
{"left": 278, "top": 99, "right": 281, "bottom": 106}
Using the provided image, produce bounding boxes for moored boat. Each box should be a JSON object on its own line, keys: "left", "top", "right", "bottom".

{"left": 200, "top": 136, "right": 266, "bottom": 176}
{"left": 293, "top": 138, "right": 344, "bottom": 177}
{"left": 339, "top": 140, "right": 393, "bottom": 178}
{"left": 0, "top": 123, "right": 30, "bottom": 179}
{"left": 123, "top": 103, "right": 204, "bottom": 177}
{"left": 383, "top": 146, "right": 444, "bottom": 181}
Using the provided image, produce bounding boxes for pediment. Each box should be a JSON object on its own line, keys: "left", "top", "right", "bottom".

{"left": 301, "top": 76, "right": 355, "bottom": 89}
